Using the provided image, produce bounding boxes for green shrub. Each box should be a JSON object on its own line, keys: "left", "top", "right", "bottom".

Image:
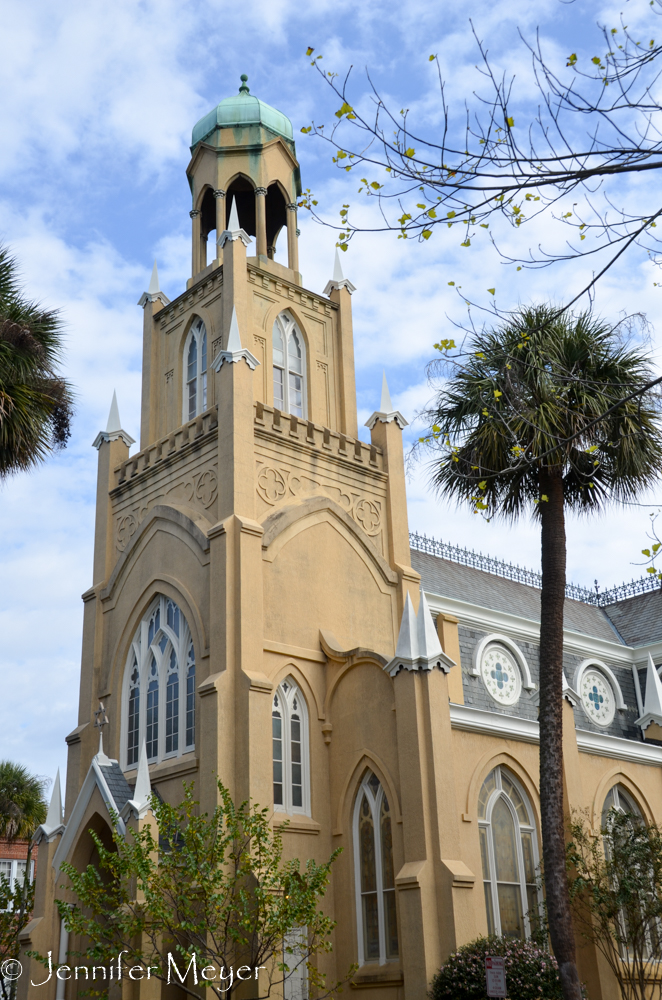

{"left": 428, "top": 935, "right": 578, "bottom": 1000}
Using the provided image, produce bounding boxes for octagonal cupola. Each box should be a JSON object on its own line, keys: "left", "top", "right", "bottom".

{"left": 187, "top": 76, "right": 302, "bottom": 281}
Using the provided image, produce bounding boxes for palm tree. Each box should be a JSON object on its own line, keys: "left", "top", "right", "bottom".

{"left": 426, "top": 305, "right": 662, "bottom": 1000}
{"left": 0, "top": 762, "right": 49, "bottom": 1000}
{"left": 0, "top": 761, "right": 48, "bottom": 842}
{"left": 0, "top": 244, "right": 74, "bottom": 476}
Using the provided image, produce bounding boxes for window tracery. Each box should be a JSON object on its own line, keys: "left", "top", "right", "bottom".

{"left": 272, "top": 678, "right": 310, "bottom": 815}
{"left": 184, "top": 318, "right": 208, "bottom": 421}
{"left": 353, "top": 771, "right": 399, "bottom": 966}
{"left": 273, "top": 313, "right": 306, "bottom": 417}
{"left": 122, "top": 596, "right": 196, "bottom": 768}
{"left": 478, "top": 766, "right": 541, "bottom": 939}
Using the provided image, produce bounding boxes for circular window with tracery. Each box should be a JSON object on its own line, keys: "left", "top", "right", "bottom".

{"left": 580, "top": 668, "right": 615, "bottom": 727}
{"left": 481, "top": 645, "right": 522, "bottom": 706}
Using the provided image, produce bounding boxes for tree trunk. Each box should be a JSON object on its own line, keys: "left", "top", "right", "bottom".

{"left": 538, "top": 468, "right": 581, "bottom": 1000}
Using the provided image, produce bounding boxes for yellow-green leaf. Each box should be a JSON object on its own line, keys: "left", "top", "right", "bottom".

{"left": 306, "top": 46, "right": 315, "bottom": 56}
{"left": 300, "top": 126, "right": 312, "bottom": 134}
{"left": 506, "top": 116, "right": 515, "bottom": 127}
{"left": 405, "top": 148, "right": 415, "bottom": 158}
{"left": 487, "top": 288, "right": 495, "bottom": 295}
{"left": 422, "top": 229, "right": 432, "bottom": 240}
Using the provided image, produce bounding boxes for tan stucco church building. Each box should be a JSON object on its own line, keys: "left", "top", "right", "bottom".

{"left": 19, "top": 78, "right": 662, "bottom": 1000}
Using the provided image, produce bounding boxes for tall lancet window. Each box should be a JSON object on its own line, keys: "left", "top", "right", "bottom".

{"left": 478, "top": 766, "right": 542, "bottom": 939}
{"left": 272, "top": 678, "right": 310, "bottom": 815}
{"left": 272, "top": 313, "right": 306, "bottom": 417}
{"left": 353, "top": 771, "right": 399, "bottom": 966}
{"left": 122, "top": 596, "right": 196, "bottom": 769}
{"left": 184, "top": 318, "right": 208, "bottom": 421}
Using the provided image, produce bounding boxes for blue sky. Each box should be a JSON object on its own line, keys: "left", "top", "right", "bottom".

{"left": 2, "top": 0, "right": 661, "bottom": 786}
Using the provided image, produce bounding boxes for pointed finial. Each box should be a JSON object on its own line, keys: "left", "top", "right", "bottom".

{"left": 44, "top": 770, "right": 62, "bottom": 830}
{"left": 212, "top": 307, "right": 260, "bottom": 372}
{"left": 93, "top": 392, "right": 135, "bottom": 450}
{"left": 218, "top": 197, "right": 251, "bottom": 249}
{"left": 106, "top": 391, "right": 121, "bottom": 433}
{"left": 131, "top": 741, "right": 152, "bottom": 818}
{"left": 644, "top": 653, "right": 662, "bottom": 716}
{"left": 227, "top": 196, "right": 240, "bottom": 233}
{"left": 333, "top": 248, "right": 344, "bottom": 283}
{"left": 239, "top": 74, "right": 250, "bottom": 94}
{"left": 380, "top": 372, "right": 394, "bottom": 414}
{"left": 226, "top": 306, "right": 243, "bottom": 353}
{"left": 147, "top": 260, "right": 159, "bottom": 295}
{"left": 324, "top": 247, "right": 356, "bottom": 296}
{"left": 416, "top": 590, "right": 442, "bottom": 660}
{"left": 365, "top": 372, "right": 408, "bottom": 431}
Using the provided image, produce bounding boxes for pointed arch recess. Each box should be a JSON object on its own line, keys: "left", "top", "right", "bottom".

{"left": 333, "top": 751, "right": 402, "bottom": 837}
{"left": 100, "top": 505, "right": 211, "bottom": 608}
{"left": 591, "top": 767, "right": 655, "bottom": 829}
{"left": 465, "top": 750, "right": 540, "bottom": 827}
{"left": 261, "top": 496, "right": 398, "bottom": 592}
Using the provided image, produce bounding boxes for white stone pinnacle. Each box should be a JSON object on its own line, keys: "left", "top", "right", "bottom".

{"left": 643, "top": 653, "right": 662, "bottom": 717}
{"left": 227, "top": 197, "right": 240, "bottom": 233}
{"left": 333, "top": 248, "right": 344, "bottom": 283}
{"left": 106, "top": 390, "right": 121, "bottom": 433}
{"left": 148, "top": 260, "right": 159, "bottom": 295}
{"left": 132, "top": 741, "right": 152, "bottom": 813}
{"left": 226, "top": 307, "right": 242, "bottom": 352}
{"left": 44, "top": 770, "right": 62, "bottom": 829}
{"left": 394, "top": 593, "right": 418, "bottom": 660}
{"left": 416, "top": 590, "right": 442, "bottom": 660}
{"left": 380, "top": 372, "right": 394, "bottom": 414}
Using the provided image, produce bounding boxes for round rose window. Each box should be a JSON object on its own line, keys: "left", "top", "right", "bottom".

{"left": 580, "top": 669, "right": 615, "bottom": 727}
{"left": 481, "top": 645, "right": 522, "bottom": 706}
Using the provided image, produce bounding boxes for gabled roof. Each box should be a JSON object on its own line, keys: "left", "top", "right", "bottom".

{"left": 52, "top": 755, "right": 133, "bottom": 871}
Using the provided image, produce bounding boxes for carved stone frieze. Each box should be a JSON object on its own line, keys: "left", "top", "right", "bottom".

{"left": 115, "top": 467, "right": 218, "bottom": 551}
{"left": 255, "top": 460, "right": 382, "bottom": 537}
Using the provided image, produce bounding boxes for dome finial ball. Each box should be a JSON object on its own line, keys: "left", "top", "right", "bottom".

{"left": 239, "top": 74, "right": 250, "bottom": 94}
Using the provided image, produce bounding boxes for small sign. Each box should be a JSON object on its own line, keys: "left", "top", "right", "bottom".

{"left": 485, "top": 956, "right": 507, "bottom": 998}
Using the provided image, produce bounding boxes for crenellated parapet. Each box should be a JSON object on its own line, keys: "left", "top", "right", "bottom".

{"left": 110, "top": 406, "right": 219, "bottom": 556}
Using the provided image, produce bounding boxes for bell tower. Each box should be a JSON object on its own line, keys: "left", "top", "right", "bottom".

{"left": 186, "top": 74, "right": 302, "bottom": 283}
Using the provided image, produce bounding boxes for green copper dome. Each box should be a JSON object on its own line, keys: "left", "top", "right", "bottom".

{"left": 191, "top": 75, "right": 293, "bottom": 148}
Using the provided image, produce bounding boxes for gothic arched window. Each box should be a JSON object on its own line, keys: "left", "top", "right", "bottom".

{"left": 122, "top": 596, "right": 196, "bottom": 768}
{"left": 353, "top": 771, "right": 399, "bottom": 966}
{"left": 272, "top": 678, "right": 310, "bottom": 815}
{"left": 478, "top": 766, "right": 541, "bottom": 939}
{"left": 273, "top": 313, "right": 306, "bottom": 417}
{"left": 184, "top": 318, "right": 208, "bottom": 421}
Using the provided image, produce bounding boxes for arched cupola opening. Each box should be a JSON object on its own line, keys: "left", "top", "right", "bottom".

{"left": 199, "top": 188, "right": 216, "bottom": 269}
{"left": 226, "top": 177, "right": 256, "bottom": 238}
{"left": 266, "top": 183, "right": 287, "bottom": 259}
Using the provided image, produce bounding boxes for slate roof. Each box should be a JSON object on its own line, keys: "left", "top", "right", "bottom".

{"left": 411, "top": 549, "right": 623, "bottom": 644}
{"left": 603, "top": 589, "right": 662, "bottom": 647}
{"left": 100, "top": 761, "right": 133, "bottom": 812}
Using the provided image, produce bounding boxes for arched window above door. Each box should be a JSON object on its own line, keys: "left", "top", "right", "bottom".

{"left": 122, "top": 596, "right": 196, "bottom": 769}
{"left": 183, "top": 318, "right": 208, "bottom": 421}
{"left": 273, "top": 313, "right": 306, "bottom": 418}
{"left": 478, "top": 766, "right": 541, "bottom": 940}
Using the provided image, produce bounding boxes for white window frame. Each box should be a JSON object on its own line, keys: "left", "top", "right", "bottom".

{"left": 183, "top": 317, "right": 208, "bottom": 422}
{"left": 283, "top": 926, "right": 308, "bottom": 1000}
{"left": 272, "top": 312, "right": 307, "bottom": 418}
{"left": 352, "top": 771, "right": 398, "bottom": 967}
{"left": 121, "top": 595, "right": 196, "bottom": 771}
{"left": 272, "top": 678, "right": 310, "bottom": 816}
{"left": 0, "top": 859, "right": 34, "bottom": 911}
{"left": 478, "top": 766, "right": 542, "bottom": 939}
